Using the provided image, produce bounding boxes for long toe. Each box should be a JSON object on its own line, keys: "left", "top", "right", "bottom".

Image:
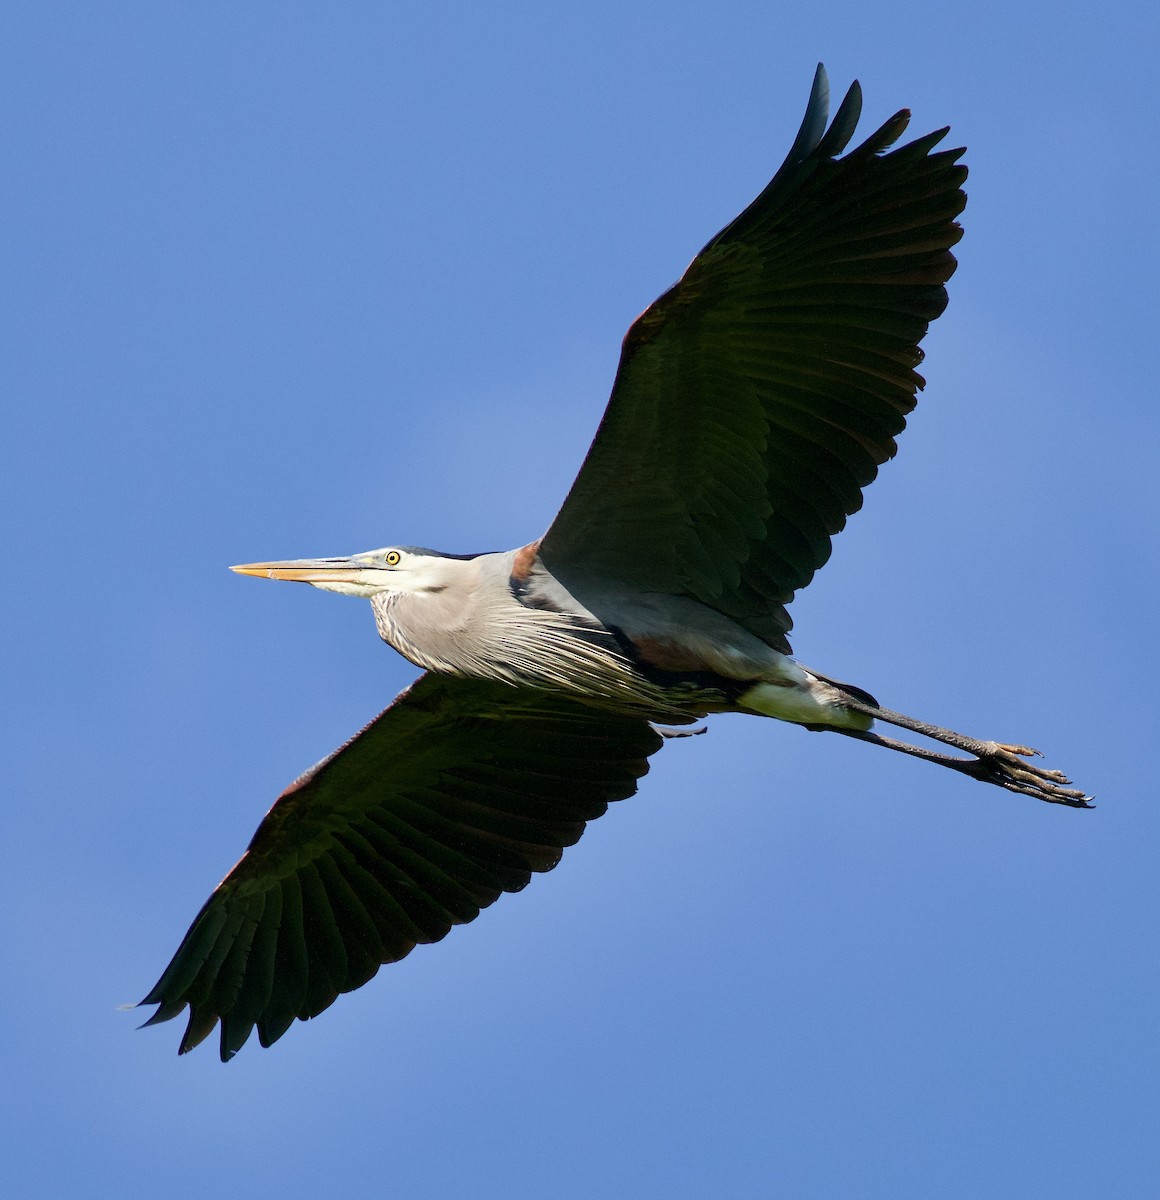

{"left": 994, "top": 742, "right": 1042, "bottom": 758}
{"left": 991, "top": 745, "right": 1072, "bottom": 783}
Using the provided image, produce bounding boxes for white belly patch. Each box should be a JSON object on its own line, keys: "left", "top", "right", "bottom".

{"left": 737, "top": 675, "right": 874, "bottom": 730}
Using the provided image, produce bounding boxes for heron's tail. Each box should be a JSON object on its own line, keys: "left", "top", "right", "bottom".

{"left": 798, "top": 666, "right": 879, "bottom": 710}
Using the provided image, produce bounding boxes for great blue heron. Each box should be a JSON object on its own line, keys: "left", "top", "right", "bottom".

{"left": 141, "top": 65, "right": 1089, "bottom": 1061}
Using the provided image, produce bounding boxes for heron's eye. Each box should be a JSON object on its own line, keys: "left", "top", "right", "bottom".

{"left": 384, "top": 551, "right": 401, "bottom": 567}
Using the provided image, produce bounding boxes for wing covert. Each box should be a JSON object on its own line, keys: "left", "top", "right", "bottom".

{"left": 140, "top": 674, "right": 662, "bottom": 1059}
{"left": 540, "top": 64, "right": 967, "bottom": 651}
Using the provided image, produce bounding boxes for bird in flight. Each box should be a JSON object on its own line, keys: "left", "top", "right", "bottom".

{"left": 141, "top": 64, "right": 1089, "bottom": 1060}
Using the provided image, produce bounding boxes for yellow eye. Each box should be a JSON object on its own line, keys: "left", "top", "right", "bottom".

{"left": 384, "top": 550, "right": 401, "bottom": 566}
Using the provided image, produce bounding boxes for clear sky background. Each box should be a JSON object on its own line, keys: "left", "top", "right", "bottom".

{"left": 3, "top": 3, "right": 1158, "bottom": 1197}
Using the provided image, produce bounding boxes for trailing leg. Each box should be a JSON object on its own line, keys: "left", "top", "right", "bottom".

{"left": 830, "top": 699, "right": 1091, "bottom": 808}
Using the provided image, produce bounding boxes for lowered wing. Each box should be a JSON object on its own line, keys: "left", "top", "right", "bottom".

{"left": 141, "top": 673, "right": 661, "bottom": 1059}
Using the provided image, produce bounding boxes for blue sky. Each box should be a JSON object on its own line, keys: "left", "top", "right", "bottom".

{"left": 3, "top": 3, "right": 1158, "bottom": 1196}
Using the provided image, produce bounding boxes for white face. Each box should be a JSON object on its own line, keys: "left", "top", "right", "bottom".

{"left": 304, "top": 547, "right": 407, "bottom": 597}
{"left": 231, "top": 547, "right": 463, "bottom": 598}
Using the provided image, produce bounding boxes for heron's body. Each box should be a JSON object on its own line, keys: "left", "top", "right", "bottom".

{"left": 142, "top": 66, "right": 1089, "bottom": 1061}
{"left": 365, "top": 543, "right": 868, "bottom": 729}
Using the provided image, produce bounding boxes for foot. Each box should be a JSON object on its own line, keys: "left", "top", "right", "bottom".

{"left": 962, "top": 741, "right": 1092, "bottom": 807}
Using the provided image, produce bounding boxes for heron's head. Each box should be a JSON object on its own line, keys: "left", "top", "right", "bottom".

{"left": 231, "top": 546, "right": 474, "bottom": 598}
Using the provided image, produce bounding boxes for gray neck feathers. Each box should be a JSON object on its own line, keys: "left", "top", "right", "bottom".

{"left": 368, "top": 550, "right": 654, "bottom": 706}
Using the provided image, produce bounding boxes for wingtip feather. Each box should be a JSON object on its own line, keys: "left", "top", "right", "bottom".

{"left": 815, "top": 80, "right": 863, "bottom": 160}
{"left": 786, "top": 63, "right": 831, "bottom": 165}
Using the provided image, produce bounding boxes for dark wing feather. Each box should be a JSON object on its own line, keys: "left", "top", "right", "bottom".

{"left": 539, "top": 65, "right": 967, "bottom": 652}
{"left": 140, "top": 674, "right": 662, "bottom": 1059}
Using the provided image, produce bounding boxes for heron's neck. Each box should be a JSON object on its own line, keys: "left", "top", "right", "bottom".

{"left": 366, "top": 550, "right": 622, "bottom": 691}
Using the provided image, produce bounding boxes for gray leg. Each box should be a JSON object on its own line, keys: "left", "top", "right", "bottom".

{"left": 826, "top": 702, "right": 1092, "bottom": 808}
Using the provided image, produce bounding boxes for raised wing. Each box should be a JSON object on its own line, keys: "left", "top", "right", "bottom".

{"left": 540, "top": 65, "right": 968, "bottom": 651}
{"left": 141, "top": 674, "right": 661, "bottom": 1059}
